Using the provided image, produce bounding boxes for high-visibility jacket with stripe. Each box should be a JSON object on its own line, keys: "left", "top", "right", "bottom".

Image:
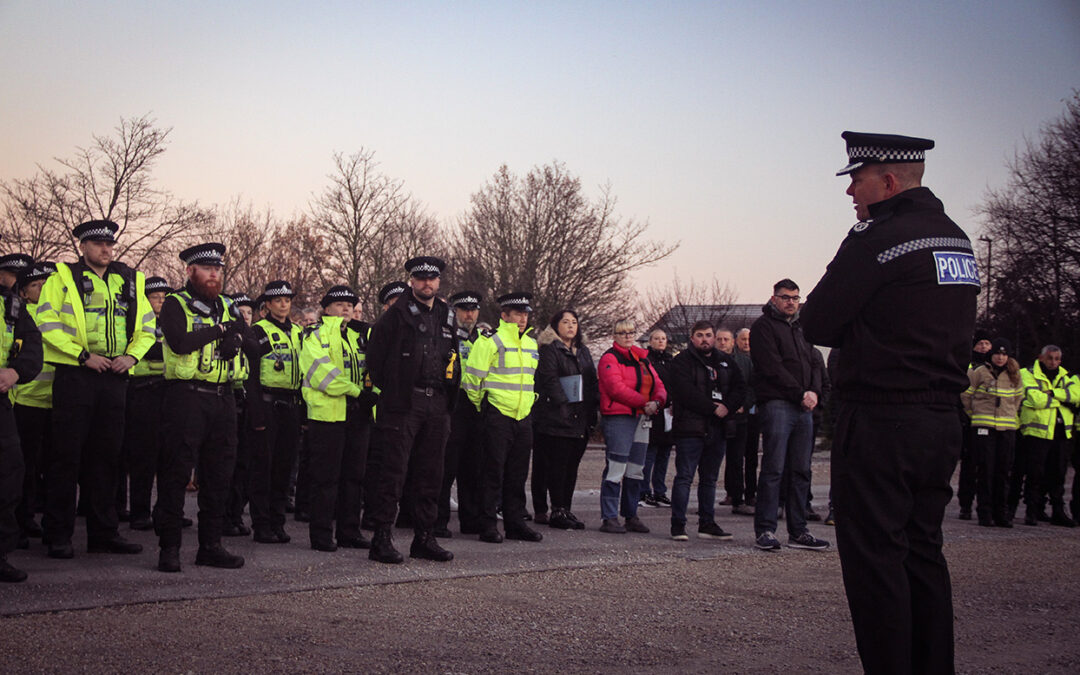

{"left": 254, "top": 318, "right": 303, "bottom": 390}
{"left": 1019, "top": 361, "right": 1077, "bottom": 440}
{"left": 131, "top": 320, "right": 165, "bottom": 378}
{"left": 462, "top": 319, "right": 539, "bottom": 420}
{"left": 11, "top": 301, "right": 54, "bottom": 409}
{"left": 162, "top": 290, "right": 245, "bottom": 384}
{"left": 961, "top": 363, "right": 1023, "bottom": 430}
{"left": 299, "top": 315, "right": 367, "bottom": 422}
{"left": 35, "top": 260, "right": 154, "bottom": 365}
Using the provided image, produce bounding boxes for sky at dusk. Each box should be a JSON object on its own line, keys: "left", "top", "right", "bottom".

{"left": 2, "top": 1, "right": 1078, "bottom": 303}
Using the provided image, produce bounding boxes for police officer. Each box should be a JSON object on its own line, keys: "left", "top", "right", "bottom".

{"left": 241, "top": 281, "right": 305, "bottom": 544}
{"left": 0, "top": 253, "right": 33, "bottom": 292}
{"left": 435, "top": 290, "right": 485, "bottom": 538}
{"left": 119, "top": 276, "right": 171, "bottom": 532}
{"left": 462, "top": 292, "right": 543, "bottom": 544}
{"left": 300, "top": 285, "right": 376, "bottom": 551}
{"left": 155, "top": 243, "right": 246, "bottom": 572}
{"left": 37, "top": 220, "right": 154, "bottom": 559}
{"left": 11, "top": 261, "right": 56, "bottom": 546}
{"left": 0, "top": 241, "right": 43, "bottom": 582}
{"left": 365, "top": 257, "right": 459, "bottom": 564}
{"left": 222, "top": 291, "right": 257, "bottom": 537}
{"left": 801, "top": 132, "right": 978, "bottom": 674}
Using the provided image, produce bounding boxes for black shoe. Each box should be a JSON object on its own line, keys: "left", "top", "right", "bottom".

{"left": 88, "top": 536, "right": 143, "bottom": 554}
{"left": 654, "top": 494, "right": 672, "bottom": 507}
{"left": 223, "top": 523, "right": 250, "bottom": 537}
{"left": 311, "top": 539, "right": 338, "bottom": 552}
{"left": 698, "top": 521, "right": 733, "bottom": 540}
{"left": 195, "top": 544, "right": 245, "bottom": 568}
{"left": 130, "top": 516, "right": 154, "bottom": 531}
{"left": 671, "top": 522, "right": 689, "bottom": 541}
{"left": 181, "top": 517, "right": 194, "bottom": 528}
{"left": 294, "top": 511, "right": 311, "bottom": 523}
{"left": 548, "top": 510, "right": 575, "bottom": 530}
{"left": 0, "top": 556, "right": 28, "bottom": 583}
{"left": 254, "top": 529, "right": 284, "bottom": 544}
{"left": 479, "top": 528, "right": 504, "bottom": 544}
{"left": 566, "top": 511, "right": 586, "bottom": 530}
{"left": 624, "top": 516, "right": 650, "bottom": 533}
{"left": 958, "top": 508, "right": 972, "bottom": 521}
{"left": 48, "top": 542, "right": 75, "bottom": 559}
{"left": 369, "top": 527, "right": 404, "bottom": 564}
{"left": 337, "top": 533, "right": 371, "bottom": 549}
{"left": 22, "top": 519, "right": 43, "bottom": 538}
{"left": 272, "top": 526, "right": 291, "bottom": 543}
{"left": 599, "top": 518, "right": 626, "bottom": 534}
{"left": 505, "top": 525, "right": 543, "bottom": 542}
{"left": 433, "top": 525, "right": 453, "bottom": 539}
{"left": 410, "top": 531, "right": 454, "bottom": 561}
{"left": 1050, "top": 513, "right": 1076, "bottom": 528}
{"left": 157, "top": 546, "right": 181, "bottom": 573}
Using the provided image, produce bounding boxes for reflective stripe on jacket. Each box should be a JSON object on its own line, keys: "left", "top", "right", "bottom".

{"left": 299, "top": 315, "right": 365, "bottom": 422}
{"left": 162, "top": 290, "right": 244, "bottom": 384}
{"left": 462, "top": 319, "right": 538, "bottom": 420}
{"left": 1019, "top": 361, "right": 1076, "bottom": 439}
{"left": 961, "top": 364, "right": 1022, "bottom": 431}
{"left": 255, "top": 318, "right": 303, "bottom": 390}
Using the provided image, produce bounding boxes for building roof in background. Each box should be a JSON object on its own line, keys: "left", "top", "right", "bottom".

{"left": 641, "top": 303, "right": 763, "bottom": 347}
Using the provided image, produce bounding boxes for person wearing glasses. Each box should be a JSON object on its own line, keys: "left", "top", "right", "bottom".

{"left": 596, "top": 319, "right": 666, "bottom": 534}
{"left": 749, "top": 279, "right": 827, "bottom": 552}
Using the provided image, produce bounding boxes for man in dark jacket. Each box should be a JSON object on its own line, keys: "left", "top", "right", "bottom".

{"left": 643, "top": 329, "right": 675, "bottom": 507}
{"left": 750, "top": 279, "right": 827, "bottom": 552}
{"left": 667, "top": 320, "right": 745, "bottom": 541}
{"left": 365, "top": 256, "right": 460, "bottom": 564}
{"left": 719, "top": 328, "right": 755, "bottom": 515}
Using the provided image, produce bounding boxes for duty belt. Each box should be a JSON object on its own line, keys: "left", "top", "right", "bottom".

{"left": 413, "top": 385, "right": 443, "bottom": 397}
{"left": 182, "top": 381, "right": 233, "bottom": 397}
{"left": 130, "top": 375, "right": 166, "bottom": 391}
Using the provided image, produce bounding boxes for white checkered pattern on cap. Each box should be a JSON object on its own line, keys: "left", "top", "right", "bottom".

{"left": 78, "top": 227, "right": 114, "bottom": 241}
{"left": 145, "top": 280, "right": 170, "bottom": 292}
{"left": 327, "top": 289, "right": 355, "bottom": 298}
{"left": 455, "top": 295, "right": 480, "bottom": 305}
{"left": 409, "top": 262, "right": 440, "bottom": 274}
{"left": 847, "top": 145, "right": 926, "bottom": 163}
{"left": 501, "top": 297, "right": 530, "bottom": 307}
{"left": 186, "top": 250, "right": 223, "bottom": 264}
{"left": 3, "top": 259, "right": 30, "bottom": 268}
{"left": 876, "top": 237, "right": 972, "bottom": 264}
{"left": 264, "top": 285, "right": 293, "bottom": 296}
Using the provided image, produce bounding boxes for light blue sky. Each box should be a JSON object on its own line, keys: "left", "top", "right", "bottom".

{"left": 2, "top": 1, "right": 1077, "bottom": 302}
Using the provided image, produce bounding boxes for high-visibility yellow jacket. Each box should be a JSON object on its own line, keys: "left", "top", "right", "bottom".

{"left": 131, "top": 318, "right": 165, "bottom": 378}
{"left": 961, "top": 363, "right": 1023, "bottom": 430}
{"left": 254, "top": 318, "right": 303, "bottom": 390}
{"left": 35, "top": 260, "right": 154, "bottom": 365}
{"left": 299, "top": 315, "right": 367, "bottom": 422}
{"left": 162, "top": 289, "right": 245, "bottom": 384}
{"left": 1019, "top": 361, "right": 1076, "bottom": 440}
{"left": 11, "top": 301, "right": 54, "bottom": 409}
{"left": 462, "top": 319, "right": 539, "bottom": 420}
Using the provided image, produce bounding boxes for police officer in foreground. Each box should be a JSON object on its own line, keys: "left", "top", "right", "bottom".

{"left": 435, "top": 290, "right": 485, "bottom": 537}
{"left": 155, "top": 243, "right": 247, "bottom": 572}
{"left": 38, "top": 219, "right": 154, "bottom": 559}
{"left": 0, "top": 238, "right": 43, "bottom": 582}
{"left": 801, "top": 132, "right": 978, "bottom": 674}
{"left": 365, "top": 257, "right": 459, "bottom": 564}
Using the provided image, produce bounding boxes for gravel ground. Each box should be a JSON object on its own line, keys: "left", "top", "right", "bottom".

{"left": 2, "top": 449, "right": 1078, "bottom": 673}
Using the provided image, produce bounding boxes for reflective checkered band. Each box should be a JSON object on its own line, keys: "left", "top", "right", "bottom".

{"left": 185, "top": 250, "right": 223, "bottom": 264}
{"left": 848, "top": 146, "right": 925, "bottom": 163}
{"left": 385, "top": 286, "right": 405, "bottom": 296}
{"left": 454, "top": 295, "right": 480, "bottom": 306}
{"left": 876, "top": 237, "right": 972, "bottom": 264}
{"left": 327, "top": 289, "right": 355, "bottom": 299}
{"left": 145, "top": 280, "right": 171, "bottom": 292}
{"left": 500, "top": 298, "right": 530, "bottom": 307}
{"left": 408, "top": 263, "right": 440, "bottom": 274}
{"left": 264, "top": 285, "right": 293, "bottom": 296}
{"left": 2, "top": 258, "right": 30, "bottom": 268}
{"left": 232, "top": 294, "right": 253, "bottom": 304}
{"left": 78, "top": 227, "right": 115, "bottom": 241}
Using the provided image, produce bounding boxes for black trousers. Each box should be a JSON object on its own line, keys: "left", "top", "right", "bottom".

{"left": 0, "top": 401, "right": 24, "bottom": 556}
{"left": 42, "top": 367, "right": 127, "bottom": 545}
{"left": 973, "top": 428, "right": 1015, "bottom": 521}
{"left": 744, "top": 412, "right": 760, "bottom": 501}
{"left": 723, "top": 417, "right": 750, "bottom": 505}
{"left": 119, "top": 380, "right": 165, "bottom": 522}
{"left": 535, "top": 432, "right": 587, "bottom": 512}
{"left": 306, "top": 408, "right": 371, "bottom": 544}
{"left": 295, "top": 428, "right": 312, "bottom": 515}
{"left": 13, "top": 403, "right": 49, "bottom": 531}
{"left": 480, "top": 406, "right": 532, "bottom": 532}
{"left": 956, "top": 427, "right": 977, "bottom": 510}
{"left": 226, "top": 400, "right": 251, "bottom": 526}
{"left": 154, "top": 383, "right": 237, "bottom": 549}
{"left": 1022, "top": 431, "right": 1070, "bottom": 515}
{"left": 248, "top": 394, "right": 302, "bottom": 531}
{"left": 832, "top": 401, "right": 960, "bottom": 675}
{"left": 367, "top": 390, "right": 450, "bottom": 531}
{"left": 437, "top": 398, "right": 481, "bottom": 530}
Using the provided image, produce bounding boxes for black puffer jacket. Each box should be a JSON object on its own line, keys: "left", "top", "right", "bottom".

{"left": 669, "top": 346, "right": 746, "bottom": 438}
{"left": 750, "top": 302, "right": 822, "bottom": 404}
{"left": 647, "top": 347, "right": 675, "bottom": 445}
{"left": 532, "top": 327, "right": 599, "bottom": 439}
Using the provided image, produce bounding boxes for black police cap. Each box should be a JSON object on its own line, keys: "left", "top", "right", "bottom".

{"left": 19, "top": 260, "right": 55, "bottom": 287}
{"left": 179, "top": 242, "right": 226, "bottom": 267}
{"left": 404, "top": 256, "right": 445, "bottom": 279}
{"left": 378, "top": 281, "right": 408, "bottom": 305}
{"left": 837, "top": 131, "right": 935, "bottom": 176}
{"left": 321, "top": 285, "right": 359, "bottom": 308}
{"left": 449, "top": 290, "right": 483, "bottom": 310}
{"left": 73, "top": 219, "right": 119, "bottom": 243}
{"left": 144, "top": 276, "right": 172, "bottom": 295}
{"left": 259, "top": 280, "right": 296, "bottom": 304}
{"left": 497, "top": 291, "right": 533, "bottom": 313}
{"left": 230, "top": 292, "right": 258, "bottom": 309}
{"left": 0, "top": 253, "right": 34, "bottom": 274}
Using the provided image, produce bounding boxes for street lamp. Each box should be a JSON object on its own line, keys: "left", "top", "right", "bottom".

{"left": 978, "top": 235, "right": 992, "bottom": 319}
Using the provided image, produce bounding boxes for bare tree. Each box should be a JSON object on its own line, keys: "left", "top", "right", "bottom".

{"left": 309, "top": 150, "right": 439, "bottom": 317}
{"left": 445, "top": 162, "right": 676, "bottom": 338}
{"left": 637, "top": 274, "right": 738, "bottom": 349}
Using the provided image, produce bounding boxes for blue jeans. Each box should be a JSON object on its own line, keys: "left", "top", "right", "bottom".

{"left": 600, "top": 415, "right": 647, "bottom": 520}
{"left": 754, "top": 399, "right": 813, "bottom": 537}
{"left": 643, "top": 443, "right": 673, "bottom": 497}
{"left": 671, "top": 427, "right": 726, "bottom": 526}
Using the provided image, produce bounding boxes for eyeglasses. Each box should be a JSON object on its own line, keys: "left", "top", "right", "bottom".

{"left": 773, "top": 294, "right": 800, "bottom": 303}
{"left": 615, "top": 331, "right": 636, "bottom": 336}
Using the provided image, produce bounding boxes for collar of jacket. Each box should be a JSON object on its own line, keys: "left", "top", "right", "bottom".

{"left": 496, "top": 318, "right": 532, "bottom": 344}
{"left": 867, "top": 186, "right": 942, "bottom": 221}
{"left": 762, "top": 301, "right": 800, "bottom": 325}
{"left": 611, "top": 341, "right": 647, "bottom": 362}
{"left": 1032, "top": 359, "right": 1068, "bottom": 384}
{"left": 648, "top": 347, "right": 671, "bottom": 363}
{"left": 263, "top": 315, "right": 294, "bottom": 332}
{"left": 395, "top": 293, "right": 445, "bottom": 324}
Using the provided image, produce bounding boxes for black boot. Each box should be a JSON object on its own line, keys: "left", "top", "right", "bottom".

{"left": 195, "top": 544, "right": 244, "bottom": 569}
{"left": 410, "top": 530, "right": 454, "bottom": 562}
{"left": 158, "top": 546, "right": 181, "bottom": 573}
{"left": 0, "top": 555, "right": 28, "bottom": 582}
{"left": 369, "top": 527, "right": 403, "bottom": 564}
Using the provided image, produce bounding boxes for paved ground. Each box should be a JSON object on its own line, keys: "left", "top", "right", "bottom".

{"left": 2, "top": 449, "right": 1079, "bottom": 673}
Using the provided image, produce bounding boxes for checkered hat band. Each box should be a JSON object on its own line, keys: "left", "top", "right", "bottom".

{"left": 146, "top": 281, "right": 170, "bottom": 292}
{"left": 186, "top": 251, "right": 223, "bottom": 264}
{"left": 4, "top": 259, "right": 30, "bottom": 268}
{"left": 78, "top": 227, "right": 114, "bottom": 240}
{"left": 264, "top": 286, "right": 293, "bottom": 296}
{"left": 455, "top": 296, "right": 480, "bottom": 305}
{"left": 848, "top": 146, "right": 925, "bottom": 162}
{"left": 501, "top": 298, "right": 530, "bottom": 307}
{"left": 385, "top": 286, "right": 405, "bottom": 296}
{"left": 327, "top": 290, "right": 355, "bottom": 299}
{"left": 409, "top": 263, "right": 440, "bottom": 274}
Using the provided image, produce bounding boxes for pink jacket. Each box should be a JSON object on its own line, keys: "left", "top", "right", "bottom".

{"left": 598, "top": 342, "right": 667, "bottom": 416}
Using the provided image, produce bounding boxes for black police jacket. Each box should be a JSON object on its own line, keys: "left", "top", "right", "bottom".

{"left": 532, "top": 337, "right": 599, "bottom": 440}
{"left": 2, "top": 286, "right": 43, "bottom": 386}
{"left": 801, "top": 186, "right": 977, "bottom": 403}
{"left": 367, "top": 293, "right": 460, "bottom": 414}
{"left": 750, "top": 303, "right": 822, "bottom": 405}
{"left": 668, "top": 346, "right": 746, "bottom": 438}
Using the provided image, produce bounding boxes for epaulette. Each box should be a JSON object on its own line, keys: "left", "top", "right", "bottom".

{"left": 848, "top": 220, "right": 873, "bottom": 235}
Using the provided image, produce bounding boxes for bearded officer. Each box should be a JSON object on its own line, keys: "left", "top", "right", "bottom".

{"left": 154, "top": 243, "right": 247, "bottom": 572}
{"left": 801, "top": 132, "right": 978, "bottom": 674}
